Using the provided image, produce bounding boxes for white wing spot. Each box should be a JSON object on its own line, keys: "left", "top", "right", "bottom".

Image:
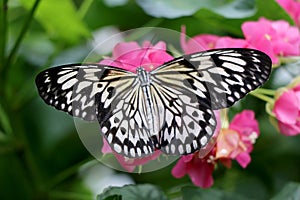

{"left": 57, "top": 71, "right": 77, "bottom": 84}
{"left": 185, "top": 144, "right": 191, "bottom": 153}
{"left": 62, "top": 78, "right": 77, "bottom": 90}
{"left": 200, "top": 136, "right": 207, "bottom": 146}
{"left": 222, "top": 62, "right": 244, "bottom": 72}
{"left": 178, "top": 144, "right": 184, "bottom": 154}
{"left": 114, "top": 144, "right": 122, "bottom": 153}
{"left": 219, "top": 56, "right": 247, "bottom": 66}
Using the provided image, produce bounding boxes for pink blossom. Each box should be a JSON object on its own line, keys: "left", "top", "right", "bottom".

{"left": 242, "top": 18, "right": 300, "bottom": 63}
{"left": 214, "top": 37, "right": 252, "bottom": 49}
{"left": 171, "top": 111, "right": 221, "bottom": 188}
{"left": 273, "top": 83, "right": 300, "bottom": 136}
{"left": 181, "top": 26, "right": 220, "bottom": 53}
{"left": 216, "top": 110, "right": 259, "bottom": 168}
{"left": 172, "top": 110, "right": 260, "bottom": 188}
{"left": 102, "top": 138, "right": 161, "bottom": 172}
{"left": 100, "top": 41, "right": 173, "bottom": 72}
{"left": 277, "top": 0, "right": 300, "bottom": 26}
{"left": 172, "top": 153, "right": 215, "bottom": 188}
{"left": 181, "top": 26, "right": 251, "bottom": 54}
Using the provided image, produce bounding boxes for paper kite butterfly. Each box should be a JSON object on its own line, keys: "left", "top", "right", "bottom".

{"left": 35, "top": 48, "right": 272, "bottom": 158}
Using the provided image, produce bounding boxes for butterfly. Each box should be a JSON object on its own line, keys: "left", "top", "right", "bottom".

{"left": 35, "top": 48, "right": 272, "bottom": 158}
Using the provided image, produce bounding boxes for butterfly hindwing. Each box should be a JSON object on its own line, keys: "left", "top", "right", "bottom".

{"left": 148, "top": 82, "right": 216, "bottom": 155}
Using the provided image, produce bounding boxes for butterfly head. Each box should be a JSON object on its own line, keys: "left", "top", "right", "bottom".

{"left": 137, "top": 67, "right": 151, "bottom": 86}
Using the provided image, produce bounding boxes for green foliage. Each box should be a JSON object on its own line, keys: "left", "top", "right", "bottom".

{"left": 136, "top": 0, "right": 256, "bottom": 19}
{"left": 20, "top": 0, "right": 90, "bottom": 44}
{"left": 1, "top": 0, "right": 300, "bottom": 199}
{"left": 97, "top": 184, "right": 167, "bottom": 200}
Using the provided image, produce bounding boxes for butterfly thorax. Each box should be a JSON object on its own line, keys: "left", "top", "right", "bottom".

{"left": 137, "top": 67, "right": 151, "bottom": 86}
{"left": 137, "top": 67, "right": 160, "bottom": 147}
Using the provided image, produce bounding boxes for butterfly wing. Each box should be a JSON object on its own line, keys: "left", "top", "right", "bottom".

{"left": 147, "top": 82, "right": 217, "bottom": 155}
{"left": 152, "top": 48, "right": 272, "bottom": 109}
{"left": 35, "top": 64, "right": 136, "bottom": 121}
{"left": 36, "top": 64, "right": 157, "bottom": 158}
{"left": 151, "top": 48, "right": 271, "bottom": 155}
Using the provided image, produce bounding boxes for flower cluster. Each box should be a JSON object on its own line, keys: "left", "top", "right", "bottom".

{"left": 172, "top": 110, "right": 259, "bottom": 188}
{"left": 181, "top": 18, "right": 300, "bottom": 64}
{"left": 277, "top": 0, "right": 300, "bottom": 26}
{"left": 271, "top": 78, "right": 300, "bottom": 136}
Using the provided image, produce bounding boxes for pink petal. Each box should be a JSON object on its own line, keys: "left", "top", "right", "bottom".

{"left": 172, "top": 158, "right": 188, "bottom": 178}
{"left": 278, "top": 121, "right": 300, "bottom": 136}
{"left": 151, "top": 41, "right": 167, "bottom": 51}
{"left": 273, "top": 90, "right": 298, "bottom": 124}
{"left": 229, "top": 110, "right": 260, "bottom": 136}
{"left": 101, "top": 137, "right": 113, "bottom": 154}
{"left": 215, "top": 37, "right": 250, "bottom": 48}
{"left": 112, "top": 42, "right": 141, "bottom": 59}
{"left": 188, "top": 159, "right": 214, "bottom": 188}
{"left": 180, "top": 26, "right": 219, "bottom": 53}
{"left": 236, "top": 152, "right": 251, "bottom": 168}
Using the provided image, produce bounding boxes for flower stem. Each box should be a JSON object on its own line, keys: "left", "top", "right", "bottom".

{"left": 5, "top": 0, "right": 41, "bottom": 68}
{"left": 250, "top": 90, "right": 274, "bottom": 104}
{"left": 78, "top": 0, "right": 93, "bottom": 19}
{"left": 0, "top": 0, "right": 8, "bottom": 71}
{"left": 255, "top": 88, "right": 276, "bottom": 96}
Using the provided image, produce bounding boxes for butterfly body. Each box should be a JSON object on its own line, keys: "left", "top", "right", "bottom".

{"left": 36, "top": 48, "right": 272, "bottom": 158}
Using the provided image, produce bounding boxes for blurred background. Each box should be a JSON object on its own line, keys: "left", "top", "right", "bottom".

{"left": 1, "top": 0, "right": 300, "bottom": 199}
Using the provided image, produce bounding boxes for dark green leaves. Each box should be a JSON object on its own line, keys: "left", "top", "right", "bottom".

{"left": 97, "top": 184, "right": 168, "bottom": 200}
{"left": 271, "top": 183, "right": 300, "bottom": 200}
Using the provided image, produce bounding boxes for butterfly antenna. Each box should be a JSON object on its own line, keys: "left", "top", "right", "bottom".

{"left": 138, "top": 35, "right": 158, "bottom": 69}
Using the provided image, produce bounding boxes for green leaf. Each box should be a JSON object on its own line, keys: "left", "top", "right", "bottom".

{"left": 0, "top": 102, "right": 12, "bottom": 136}
{"left": 20, "top": 0, "right": 90, "bottom": 44}
{"left": 136, "top": 0, "right": 256, "bottom": 19}
{"left": 181, "top": 186, "right": 250, "bottom": 200}
{"left": 271, "top": 182, "right": 300, "bottom": 200}
{"left": 97, "top": 184, "right": 168, "bottom": 200}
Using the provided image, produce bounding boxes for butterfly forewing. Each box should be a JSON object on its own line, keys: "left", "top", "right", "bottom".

{"left": 152, "top": 48, "right": 272, "bottom": 109}
{"left": 35, "top": 64, "right": 136, "bottom": 121}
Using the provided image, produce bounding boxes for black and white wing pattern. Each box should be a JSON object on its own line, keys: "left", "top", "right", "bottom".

{"left": 36, "top": 48, "right": 272, "bottom": 158}
{"left": 35, "top": 64, "right": 136, "bottom": 121}
{"left": 36, "top": 64, "right": 159, "bottom": 157}
{"left": 152, "top": 48, "right": 272, "bottom": 109}
{"left": 150, "top": 48, "right": 271, "bottom": 155}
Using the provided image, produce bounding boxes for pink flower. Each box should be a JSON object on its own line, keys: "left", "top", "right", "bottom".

{"left": 273, "top": 83, "right": 300, "bottom": 136}
{"left": 277, "top": 0, "right": 300, "bottom": 26}
{"left": 242, "top": 18, "right": 300, "bottom": 63}
{"left": 216, "top": 110, "right": 259, "bottom": 168}
{"left": 214, "top": 37, "right": 252, "bottom": 49}
{"left": 181, "top": 26, "right": 251, "bottom": 54}
{"left": 172, "top": 153, "right": 215, "bottom": 188}
{"left": 100, "top": 41, "right": 173, "bottom": 72}
{"left": 181, "top": 26, "right": 220, "bottom": 53}
{"left": 102, "top": 138, "right": 161, "bottom": 172}
{"left": 172, "top": 111, "right": 221, "bottom": 188}
{"left": 172, "top": 110, "right": 259, "bottom": 188}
